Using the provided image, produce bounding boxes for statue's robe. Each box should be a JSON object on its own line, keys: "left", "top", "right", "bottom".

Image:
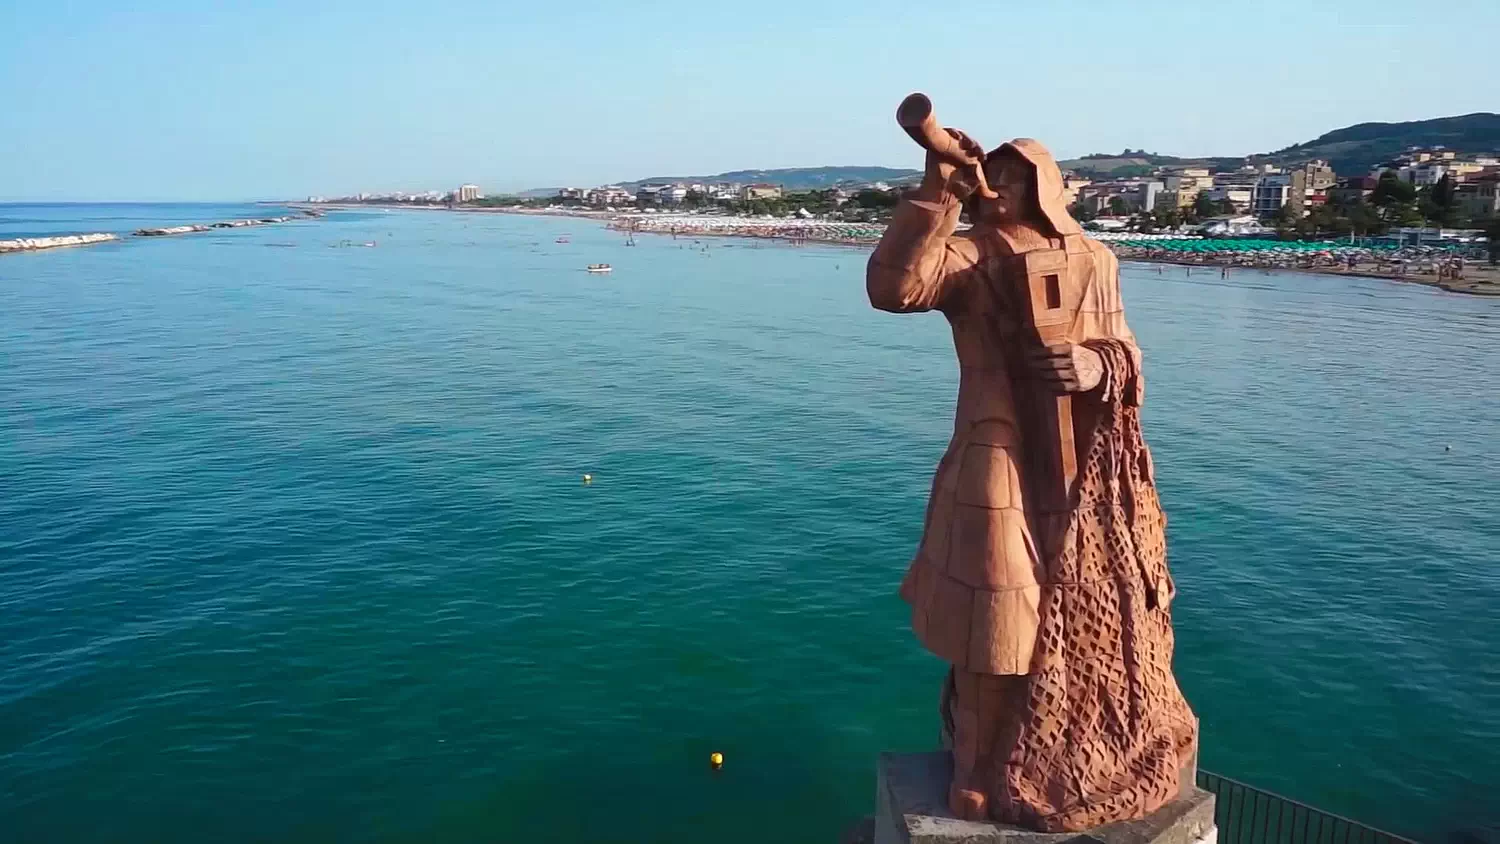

{"left": 867, "top": 153, "right": 1198, "bottom": 830}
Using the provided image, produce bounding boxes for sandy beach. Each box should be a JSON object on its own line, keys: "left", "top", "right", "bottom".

{"left": 603, "top": 212, "right": 1500, "bottom": 296}
{"left": 294, "top": 203, "right": 1500, "bottom": 297}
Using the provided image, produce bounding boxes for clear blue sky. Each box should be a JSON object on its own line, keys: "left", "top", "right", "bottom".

{"left": 2, "top": 0, "right": 1496, "bottom": 201}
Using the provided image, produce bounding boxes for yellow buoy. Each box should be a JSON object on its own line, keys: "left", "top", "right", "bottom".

{"left": 709, "top": 751, "right": 724, "bottom": 770}
{"left": 583, "top": 473, "right": 593, "bottom": 485}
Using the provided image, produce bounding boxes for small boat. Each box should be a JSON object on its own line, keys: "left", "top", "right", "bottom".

{"left": 555, "top": 236, "right": 570, "bottom": 243}
{"left": 585, "top": 264, "right": 612, "bottom": 273}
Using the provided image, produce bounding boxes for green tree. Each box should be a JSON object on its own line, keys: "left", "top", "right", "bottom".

{"left": 1394, "top": 202, "right": 1425, "bottom": 226}
{"left": 1108, "top": 196, "right": 1129, "bottom": 216}
{"left": 1192, "top": 192, "right": 1218, "bottom": 220}
{"left": 853, "top": 189, "right": 899, "bottom": 210}
{"left": 1068, "top": 201, "right": 1096, "bottom": 222}
{"left": 1369, "top": 170, "right": 1416, "bottom": 208}
{"left": 1419, "top": 174, "right": 1461, "bottom": 228}
{"left": 1347, "top": 201, "right": 1385, "bottom": 236}
{"left": 1273, "top": 205, "right": 1298, "bottom": 239}
{"left": 1303, "top": 203, "right": 1344, "bottom": 237}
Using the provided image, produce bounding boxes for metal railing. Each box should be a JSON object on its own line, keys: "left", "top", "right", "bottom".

{"left": 1197, "top": 771, "right": 1420, "bottom": 844}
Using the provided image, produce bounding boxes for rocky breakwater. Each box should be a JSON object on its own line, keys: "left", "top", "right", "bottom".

{"left": 135, "top": 225, "right": 211, "bottom": 237}
{"left": 0, "top": 232, "right": 121, "bottom": 254}
{"left": 135, "top": 215, "right": 300, "bottom": 237}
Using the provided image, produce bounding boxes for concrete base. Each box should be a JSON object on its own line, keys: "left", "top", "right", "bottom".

{"left": 875, "top": 752, "right": 1216, "bottom": 844}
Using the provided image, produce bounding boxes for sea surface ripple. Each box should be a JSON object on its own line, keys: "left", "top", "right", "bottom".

{"left": 1, "top": 205, "right": 1496, "bottom": 842}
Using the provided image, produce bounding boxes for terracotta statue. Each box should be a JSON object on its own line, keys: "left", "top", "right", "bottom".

{"left": 867, "top": 94, "right": 1198, "bottom": 833}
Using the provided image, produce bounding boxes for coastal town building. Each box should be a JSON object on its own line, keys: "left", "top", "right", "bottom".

{"left": 456, "top": 184, "right": 482, "bottom": 202}
{"left": 1406, "top": 148, "right": 1456, "bottom": 163}
{"left": 1061, "top": 175, "right": 1090, "bottom": 208}
{"left": 1455, "top": 174, "right": 1500, "bottom": 217}
{"left": 559, "top": 186, "right": 637, "bottom": 207}
{"left": 1074, "top": 181, "right": 1130, "bottom": 215}
{"left": 1212, "top": 169, "right": 1260, "bottom": 189}
{"left": 593, "top": 187, "right": 635, "bottom": 207}
{"left": 634, "top": 184, "right": 673, "bottom": 205}
{"left": 1156, "top": 168, "right": 1213, "bottom": 209}
{"left": 1410, "top": 163, "right": 1449, "bottom": 186}
{"left": 1251, "top": 174, "right": 1293, "bottom": 218}
{"left": 741, "top": 184, "right": 783, "bottom": 201}
{"left": 1202, "top": 186, "right": 1252, "bottom": 212}
{"left": 1209, "top": 169, "right": 1261, "bottom": 210}
{"left": 1299, "top": 160, "right": 1337, "bottom": 192}
{"left": 1327, "top": 176, "right": 1377, "bottom": 205}
{"left": 1075, "top": 191, "right": 1114, "bottom": 216}
{"left": 1439, "top": 159, "right": 1492, "bottom": 182}
{"left": 1133, "top": 181, "right": 1166, "bottom": 213}
{"left": 531, "top": 139, "right": 1497, "bottom": 230}
{"left": 708, "top": 184, "right": 741, "bottom": 201}
{"left": 1369, "top": 147, "right": 1500, "bottom": 185}
{"left": 1287, "top": 171, "right": 1310, "bottom": 218}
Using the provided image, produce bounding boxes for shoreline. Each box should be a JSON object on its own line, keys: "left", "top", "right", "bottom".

{"left": 293, "top": 203, "right": 1500, "bottom": 296}
{"left": 603, "top": 214, "right": 1500, "bottom": 296}
{"left": 1114, "top": 256, "right": 1500, "bottom": 296}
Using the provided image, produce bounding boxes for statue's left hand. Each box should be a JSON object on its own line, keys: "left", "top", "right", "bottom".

{"left": 1027, "top": 343, "right": 1103, "bottom": 393}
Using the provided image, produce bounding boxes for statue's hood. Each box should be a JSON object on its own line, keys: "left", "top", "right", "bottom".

{"left": 990, "top": 138, "right": 1083, "bottom": 237}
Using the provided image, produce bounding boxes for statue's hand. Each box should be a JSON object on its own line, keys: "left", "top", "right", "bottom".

{"left": 913, "top": 129, "right": 984, "bottom": 204}
{"left": 1027, "top": 343, "right": 1103, "bottom": 393}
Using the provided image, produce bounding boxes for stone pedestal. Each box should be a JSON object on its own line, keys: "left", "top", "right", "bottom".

{"left": 874, "top": 752, "right": 1216, "bottom": 844}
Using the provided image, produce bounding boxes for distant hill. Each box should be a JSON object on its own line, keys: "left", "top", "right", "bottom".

{"left": 621, "top": 166, "right": 921, "bottom": 191}
{"left": 1060, "top": 113, "right": 1500, "bottom": 178}
{"left": 1255, "top": 113, "right": 1500, "bottom": 174}
{"left": 516, "top": 114, "right": 1500, "bottom": 194}
{"left": 1059, "top": 151, "right": 1243, "bottom": 178}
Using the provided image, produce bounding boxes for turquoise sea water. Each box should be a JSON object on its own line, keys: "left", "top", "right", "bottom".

{"left": 1, "top": 205, "right": 1496, "bottom": 843}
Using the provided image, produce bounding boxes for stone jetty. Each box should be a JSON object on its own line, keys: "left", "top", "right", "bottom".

{"left": 0, "top": 232, "right": 120, "bottom": 254}
{"left": 136, "top": 225, "right": 212, "bottom": 236}
{"left": 135, "top": 215, "right": 298, "bottom": 237}
{"left": 4, "top": 212, "right": 316, "bottom": 256}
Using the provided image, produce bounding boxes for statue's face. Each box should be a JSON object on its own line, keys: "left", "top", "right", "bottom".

{"left": 973, "top": 156, "right": 1037, "bottom": 225}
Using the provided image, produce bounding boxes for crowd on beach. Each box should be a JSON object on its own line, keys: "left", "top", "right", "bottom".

{"left": 610, "top": 214, "right": 1491, "bottom": 286}
{"left": 610, "top": 215, "right": 886, "bottom": 246}
{"left": 1108, "top": 242, "right": 1482, "bottom": 279}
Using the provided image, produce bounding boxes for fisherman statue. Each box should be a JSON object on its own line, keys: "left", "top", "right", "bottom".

{"left": 867, "top": 95, "right": 1199, "bottom": 833}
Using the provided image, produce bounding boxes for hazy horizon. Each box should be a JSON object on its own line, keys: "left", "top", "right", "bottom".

{"left": 4, "top": 0, "right": 1498, "bottom": 202}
